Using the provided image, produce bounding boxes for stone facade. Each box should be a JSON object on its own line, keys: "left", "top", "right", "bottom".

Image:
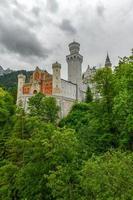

{"left": 61, "top": 79, "right": 77, "bottom": 100}
{"left": 17, "top": 41, "right": 86, "bottom": 117}
{"left": 17, "top": 41, "right": 112, "bottom": 117}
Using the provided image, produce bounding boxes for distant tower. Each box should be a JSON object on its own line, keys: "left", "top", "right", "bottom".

{"left": 66, "top": 41, "right": 83, "bottom": 85}
{"left": 17, "top": 74, "right": 26, "bottom": 106}
{"left": 105, "top": 53, "right": 112, "bottom": 68}
{"left": 52, "top": 61, "right": 61, "bottom": 96}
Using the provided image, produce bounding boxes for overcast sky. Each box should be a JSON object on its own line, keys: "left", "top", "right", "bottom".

{"left": 0, "top": 0, "right": 133, "bottom": 79}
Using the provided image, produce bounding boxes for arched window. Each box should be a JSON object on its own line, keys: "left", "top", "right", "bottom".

{"left": 33, "top": 90, "right": 37, "bottom": 94}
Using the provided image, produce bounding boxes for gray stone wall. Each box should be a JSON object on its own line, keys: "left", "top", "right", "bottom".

{"left": 61, "top": 79, "right": 77, "bottom": 100}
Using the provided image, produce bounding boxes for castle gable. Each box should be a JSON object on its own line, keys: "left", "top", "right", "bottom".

{"left": 22, "top": 68, "right": 53, "bottom": 96}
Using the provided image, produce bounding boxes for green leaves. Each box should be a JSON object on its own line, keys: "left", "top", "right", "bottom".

{"left": 112, "top": 60, "right": 133, "bottom": 150}
{"left": 0, "top": 88, "right": 15, "bottom": 162}
{"left": 80, "top": 150, "right": 133, "bottom": 200}
{"left": 0, "top": 162, "right": 18, "bottom": 200}
{"left": 0, "top": 54, "right": 133, "bottom": 199}
{"left": 85, "top": 86, "right": 93, "bottom": 103}
{"left": 0, "top": 88, "right": 15, "bottom": 125}
{"left": 12, "top": 126, "right": 78, "bottom": 200}
{"left": 28, "top": 93, "right": 59, "bottom": 124}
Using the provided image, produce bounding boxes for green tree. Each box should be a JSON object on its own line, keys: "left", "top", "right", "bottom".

{"left": 28, "top": 92, "right": 45, "bottom": 116}
{"left": 0, "top": 88, "right": 15, "bottom": 126}
{"left": 0, "top": 54, "right": 133, "bottom": 200}
{"left": 80, "top": 150, "right": 133, "bottom": 200}
{"left": 0, "top": 162, "right": 18, "bottom": 200}
{"left": 59, "top": 101, "right": 118, "bottom": 158}
{"left": 93, "top": 67, "right": 114, "bottom": 113}
{"left": 85, "top": 86, "right": 93, "bottom": 103}
{"left": 14, "top": 125, "right": 78, "bottom": 200}
{"left": 112, "top": 56, "right": 133, "bottom": 150}
{"left": 0, "top": 88, "right": 15, "bottom": 161}
{"left": 1, "top": 99, "right": 77, "bottom": 199}
{"left": 40, "top": 96, "right": 60, "bottom": 124}
{"left": 29, "top": 93, "right": 59, "bottom": 124}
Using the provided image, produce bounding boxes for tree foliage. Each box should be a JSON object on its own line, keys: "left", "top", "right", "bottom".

{"left": 81, "top": 150, "right": 133, "bottom": 200}
{"left": 0, "top": 55, "right": 133, "bottom": 199}
{"left": 28, "top": 93, "right": 59, "bottom": 124}
{"left": 85, "top": 86, "right": 93, "bottom": 103}
{"left": 0, "top": 88, "right": 15, "bottom": 162}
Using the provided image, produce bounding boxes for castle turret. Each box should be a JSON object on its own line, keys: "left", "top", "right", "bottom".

{"left": 52, "top": 62, "right": 61, "bottom": 96}
{"left": 105, "top": 53, "right": 112, "bottom": 68}
{"left": 66, "top": 41, "right": 83, "bottom": 85}
{"left": 17, "top": 74, "right": 26, "bottom": 106}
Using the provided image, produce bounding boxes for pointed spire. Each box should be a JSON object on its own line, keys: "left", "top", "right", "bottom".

{"left": 87, "top": 65, "right": 90, "bottom": 71}
{"left": 105, "top": 52, "right": 112, "bottom": 68}
{"left": 35, "top": 66, "right": 41, "bottom": 71}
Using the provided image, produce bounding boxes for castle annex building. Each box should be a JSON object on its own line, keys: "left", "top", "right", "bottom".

{"left": 17, "top": 41, "right": 112, "bottom": 117}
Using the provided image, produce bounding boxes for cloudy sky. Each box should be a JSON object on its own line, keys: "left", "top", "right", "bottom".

{"left": 0, "top": 0, "right": 133, "bottom": 78}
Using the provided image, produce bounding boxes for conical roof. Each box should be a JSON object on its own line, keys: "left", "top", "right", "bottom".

{"left": 105, "top": 53, "right": 112, "bottom": 67}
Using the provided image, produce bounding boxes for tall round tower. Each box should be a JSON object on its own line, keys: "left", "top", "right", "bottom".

{"left": 17, "top": 74, "right": 26, "bottom": 105}
{"left": 66, "top": 41, "right": 83, "bottom": 85}
{"left": 52, "top": 61, "right": 61, "bottom": 96}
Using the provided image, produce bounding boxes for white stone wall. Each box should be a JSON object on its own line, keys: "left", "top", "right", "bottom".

{"left": 67, "top": 56, "right": 82, "bottom": 85}
{"left": 79, "top": 83, "right": 87, "bottom": 101}
{"left": 21, "top": 93, "right": 75, "bottom": 118}
{"left": 20, "top": 95, "right": 32, "bottom": 111}
{"left": 54, "top": 95, "right": 75, "bottom": 117}
{"left": 61, "top": 79, "right": 77, "bottom": 100}
{"left": 61, "top": 98, "right": 75, "bottom": 117}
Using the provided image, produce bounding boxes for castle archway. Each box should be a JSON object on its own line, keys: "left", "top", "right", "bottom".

{"left": 33, "top": 90, "right": 37, "bottom": 94}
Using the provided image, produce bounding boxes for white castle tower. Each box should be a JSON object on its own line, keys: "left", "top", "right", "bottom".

{"left": 66, "top": 41, "right": 83, "bottom": 86}
{"left": 17, "top": 74, "right": 26, "bottom": 106}
{"left": 52, "top": 61, "right": 61, "bottom": 96}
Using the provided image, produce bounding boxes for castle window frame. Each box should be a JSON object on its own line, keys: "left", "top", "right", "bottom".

{"left": 33, "top": 90, "right": 37, "bottom": 94}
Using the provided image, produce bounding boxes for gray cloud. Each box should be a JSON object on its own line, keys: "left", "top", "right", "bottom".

{"left": 59, "top": 19, "right": 77, "bottom": 35}
{"left": 96, "top": 2, "right": 105, "bottom": 17}
{"left": 0, "top": 0, "right": 8, "bottom": 6}
{"left": 32, "top": 6, "right": 40, "bottom": 17}
{"left": 0, "top": 0, "right": 22, "bottom": 8}
{"left": 46, "top": 0, "right": 59, "bottom": 13}
{"left": 13, "top": 9, "right": 37, "bottom": 27}
{"left": 0, "top": 17, "right": 49, "bottom": 59}
{"left": 0, "top": 0, "right": 132, "bottom": 77}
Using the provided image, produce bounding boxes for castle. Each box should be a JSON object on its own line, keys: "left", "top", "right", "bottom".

{"left": 17, "top": 41, "right": 112, "bottom": 117}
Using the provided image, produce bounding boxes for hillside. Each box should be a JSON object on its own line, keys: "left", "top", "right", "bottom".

{"left": 0, "top": 65, "right": 13, "bottom": 76}
{"left": 0, "top": 70, "right": 33, "bottom": 90}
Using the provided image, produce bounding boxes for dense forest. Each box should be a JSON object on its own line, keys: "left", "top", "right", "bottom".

{"left": 0, "top": 56, "right": 133, "bottom": 200}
